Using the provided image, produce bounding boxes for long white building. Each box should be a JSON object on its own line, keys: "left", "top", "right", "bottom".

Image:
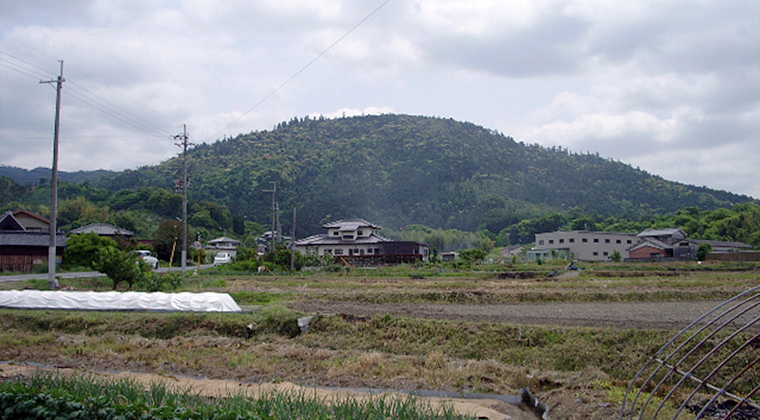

{"left": 529, "top": 230, "right": 638, "bottom": 261}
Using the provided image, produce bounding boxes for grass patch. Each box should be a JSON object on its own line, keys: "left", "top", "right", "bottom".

{"left": 230, "top": 291, "right": 295, "bottom": 306}
{"left": 0, "top": 371, "right": 467, "bottom": 420}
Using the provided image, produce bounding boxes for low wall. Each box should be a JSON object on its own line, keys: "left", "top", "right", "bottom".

{"left": 705, "top": 251, "right": 760, "bottom": 262}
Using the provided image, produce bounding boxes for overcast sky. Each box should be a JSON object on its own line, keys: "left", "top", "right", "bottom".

{"left": 1, "top": 0, "right": 758, "bottom": 199}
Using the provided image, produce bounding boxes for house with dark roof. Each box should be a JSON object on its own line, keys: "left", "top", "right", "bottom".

{"left": 205, "top": 236, "right": 242, "bottom": 258}
{"left": 294, "top": 218, "right": 429, "bottom": 265}
{"left": 0, "top": 211, "right": 66, "bottom": 272}
{"left": 70, "top": 223, "right": 135, "bottom": 238}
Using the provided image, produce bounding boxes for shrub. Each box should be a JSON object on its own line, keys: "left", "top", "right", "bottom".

{"left": 91, "top": 246, "right": 148, "bottom": 290}
{"left": 697, "top": 243, "right": 713, "bottom": 261}
{"left": 63, "top": 233, "right": 119, "bottom": 269}
{"left": 136, "top": 272, "right": 185, "bottom": 292}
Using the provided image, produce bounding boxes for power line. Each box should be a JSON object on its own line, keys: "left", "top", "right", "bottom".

{"left": 1, "top": 48, "right": 175, "bottom": 142}
{"left": 0, "top": 50, "right": 57, "bottom": 77}
{"left": 66, "top": 80, "right": 174, "bottom": 138}
{"left": 63, "top": 86, "right": 172, "bottom": 140}
{"left": 0, "top": 57, "right": 53, "bottom": 80}
{"left": 207, "top": 0, "right": 393, "bottom": 142}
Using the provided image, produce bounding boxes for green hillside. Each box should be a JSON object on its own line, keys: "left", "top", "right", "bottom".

{"left": 91, "top": 114, "right": 753, "bottom": 237}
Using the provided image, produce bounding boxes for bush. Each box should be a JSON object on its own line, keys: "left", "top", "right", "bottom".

{"left": 91, "top": 246, "right": 148, "bottom": 290}
{"left": 697, "top": 243, "right": 713, "bottom": 261}
{"left": 63, "top": 233, "right": 119, "bottom": 269}
{"left": 135, "top": 272, "right": 185, "bottom": 292}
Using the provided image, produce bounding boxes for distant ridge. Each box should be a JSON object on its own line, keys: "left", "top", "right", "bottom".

{"left": 87, "top": 114, "right": 754, "bottom": 235}
{"left": 0, "top": 165, "right": 112, "bottom": 185}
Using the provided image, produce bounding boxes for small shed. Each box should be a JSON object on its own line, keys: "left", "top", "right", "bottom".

{"left": 0, "top": 211, "right": 66, "bottom": 272}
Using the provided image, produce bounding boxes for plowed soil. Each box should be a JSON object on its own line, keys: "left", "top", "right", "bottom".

{"left": 290, "top": 299, "right": 726, "bottom": 329}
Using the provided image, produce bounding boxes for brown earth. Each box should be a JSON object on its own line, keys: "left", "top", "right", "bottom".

{"left": 289, "top": 299, "right": 727, "bottom": 330}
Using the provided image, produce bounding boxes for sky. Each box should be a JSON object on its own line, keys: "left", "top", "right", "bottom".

{"left": 1, "top": 0, "right": 758, "bottom": 199}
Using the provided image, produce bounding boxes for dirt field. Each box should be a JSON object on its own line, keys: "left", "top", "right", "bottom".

{"left": 290, "top": 299, "right": 726, "bottom": 330}
{"left": 2, "top": 264, "right": 758, "bottom": 419}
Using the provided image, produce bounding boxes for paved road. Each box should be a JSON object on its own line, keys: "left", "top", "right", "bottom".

{"left": 0, "top": 264, "right": 215, "bottom": 283}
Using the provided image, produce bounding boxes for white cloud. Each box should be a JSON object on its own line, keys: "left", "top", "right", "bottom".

{"left": 1, "top": 0, "right": 759, "bottom": 198}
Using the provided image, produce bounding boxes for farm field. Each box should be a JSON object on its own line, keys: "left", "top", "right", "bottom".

{"left": 1, "top": 260, "right": 758, "bottom": 419}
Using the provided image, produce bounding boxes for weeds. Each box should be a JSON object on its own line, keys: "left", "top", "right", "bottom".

{"left": 0, "top": 371, "right": 467, "bottom": 420}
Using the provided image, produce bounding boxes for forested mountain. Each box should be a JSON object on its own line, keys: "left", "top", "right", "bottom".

{"left": 0, "top": 165, "right": 111, "bottom": 185}
{"left": 90, "top": 114, "right": 755, "bottom": 237}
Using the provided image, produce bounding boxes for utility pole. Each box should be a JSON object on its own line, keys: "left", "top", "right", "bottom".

{"left": 263, "top": 182, "right": 277, "bottom": 254}
{"left": 174, "top": 124, "right": 190, "bottom": 272}
{"left": 40, "top": 60, "right": 64, "bottom": 290}
{"left": 290, "top": 205, "right": 296, "bottom": 271}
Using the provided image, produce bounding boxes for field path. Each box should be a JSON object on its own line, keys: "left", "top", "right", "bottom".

{"left": 290, "top": 299, "right": 728, "bottom": 330}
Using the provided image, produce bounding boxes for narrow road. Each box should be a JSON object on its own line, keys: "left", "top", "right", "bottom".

{"left": 0, "top": 264, "right": 215, "bottom": 283}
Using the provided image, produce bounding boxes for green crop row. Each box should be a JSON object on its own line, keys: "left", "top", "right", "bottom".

{"left": 0, "top": 371, "right": 468, "bottom": 420}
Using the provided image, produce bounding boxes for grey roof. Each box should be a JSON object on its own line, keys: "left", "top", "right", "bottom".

{"left": 0, "top": 231, "right": 66, "bottom": 247}
{"left": 686, "top": 239, "right": 752, "bottom": 249}
{"left": 637, "top": 228, "right": 686, "bottom": 238}
{"left": 322, "top": 219, "right": 381, "bottom": 230}
{"left": 207, "top": 236, "right": 242, "bottom": 245}
{"left": 70, "top": 223, "right": 134, "bottom": 237}
{"left": 295, "top": 232, "right": 393, "bottom": 246}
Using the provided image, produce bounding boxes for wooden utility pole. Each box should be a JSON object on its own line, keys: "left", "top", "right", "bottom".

{"left": 40, "top": 60, "right": 64, "bottom": 290}
{"left": 174, "top": 125, "right": 190, "bottom": 272}
{"left": 263, "top": 182, "right": 277, "bottom": 253}
{"left": 290, "top": 205, "right": 296, "bottom": 271}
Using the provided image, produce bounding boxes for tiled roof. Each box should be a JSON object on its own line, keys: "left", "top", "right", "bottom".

{"left": 322, "top": 219, "right": 381, "bottom": 230}
{"left": 295, "top": 233, "right": 393, "bottom": 246}
{"left": 637, "top": 228, "right": 686, "bottom": 237}
{"left": 208, "top": 236, "right": 242, "bottom": 245}
{"left": 0, "top": 231, "right": 66, "bottom": 247}
{"left": 70, "top": 223, "right": 134, "bottom": 236}
{"left": 686, "top": 239, "right": 752, "bottom": 249}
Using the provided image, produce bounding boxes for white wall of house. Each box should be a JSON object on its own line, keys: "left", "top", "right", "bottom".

{"left": 534, "top": 231, "right": 638, "bottom": 261}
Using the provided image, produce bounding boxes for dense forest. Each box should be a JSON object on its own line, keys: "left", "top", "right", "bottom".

{"left": 2, "top": 114, "right": 758, "bottom": 251}
{"left": 92, "top": 114, "right": 753, "bottom": 234}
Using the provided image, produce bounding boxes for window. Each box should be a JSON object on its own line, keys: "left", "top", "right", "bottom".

{"left": 616, "top": 239, "right": 621, "bottom": 244}
{"left": 559, "top": 239, "right": 565, "bottom": 244}
{"left": 325, "top": 249, "right": 332, "bottom": 254}
{"left": 332, "top": 231, "right": 339, "bottom": 236}
{"left": 375, "top": 248, "right": 380, "bottom": 254}
{"left": 334, "top": 249, "right": 343, "bottom": 255}
{"left": 593, "top": 251, "right": 599, "bottom": 256}
{"left": 539, "top": 240, "right": 544, "bottom": 245}
{"left": 549, "top": 239, "right": 554, "bottom": 244}
{"left": 569, "top": 238, "right": 575, "bottom": 243}
{"left": 603, "top": 251, "right": 609, "bottom": 256}
{"left": 582, "top": 238, "right": 588, "bottom": 243}
{"left": 605, "top": 239, "right": 610, "bottom": 243}
{"left": 367, "top": 248, "right": 373, "bottom": 254}
{"left": 593, "top": 238, "right": 599, "bottom": 243}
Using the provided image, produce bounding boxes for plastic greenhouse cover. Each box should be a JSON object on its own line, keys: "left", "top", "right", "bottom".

{"left": 0, "top": 290, "right": 243, "bottom": 313}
